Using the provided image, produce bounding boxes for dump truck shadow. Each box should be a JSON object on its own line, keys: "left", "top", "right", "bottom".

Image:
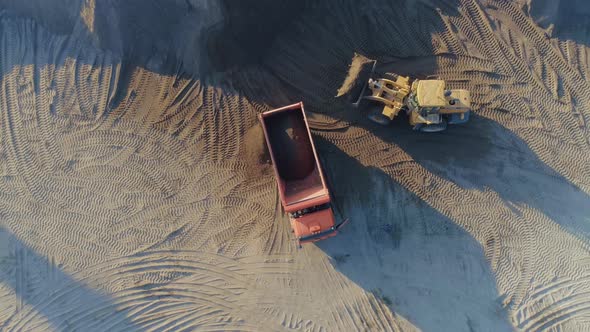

{"left": 313, "top": 136, "right": 512, "bottom": 331}
{"left": 0, "top": 227, "right": 141, "bottom": 331}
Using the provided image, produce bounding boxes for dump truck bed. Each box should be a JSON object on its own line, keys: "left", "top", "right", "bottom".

{"left": 259, "top": 103, "right": 330, "bottom": 212}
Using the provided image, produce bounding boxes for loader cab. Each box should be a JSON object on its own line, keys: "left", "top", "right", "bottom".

{"left": 416, "top": 80, "right": 447, "bottom": 109}
{"left": 408, "top": 80, "right": 471, "bottom": 131}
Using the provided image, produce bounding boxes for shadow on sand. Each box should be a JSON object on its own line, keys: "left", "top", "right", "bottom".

{"left": 312, "top": 136, "right": 512, "bottom": 331}
{"left": 218, "top": 1, "right": 589, "bottom": 329}
{"left": 326, "top": 86, "right": 590, "bottom": 242}
{"left": 206, "top": 0, "right": 590, "bottom": 329}
{"left": 0, "top": 227, "right": 141, "bottom": 331}
{"left": 0, "top": 0, "right": 222, "bottom": 116}
{"left": 524, "top": 0, "right": 590, "bottom": 45}
{"left": 1, "top": 0, "right": 588, "bottom": 330}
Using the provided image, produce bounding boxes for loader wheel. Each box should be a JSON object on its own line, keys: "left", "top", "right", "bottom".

{"left": 419, "top": 119, "right": 448, "bottom": 132}
{"left": 367, "top": 105, "right": 392, "bottom": 126}
{"left": 383, "top": 72, "right": 399, "bottom": 81}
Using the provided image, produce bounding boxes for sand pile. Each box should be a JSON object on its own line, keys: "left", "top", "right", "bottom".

{"left": 1, "top": 0, "right": 590, "bottom": 331}
{"left": 239, "top": 124, "right": 272, "bottom": 179}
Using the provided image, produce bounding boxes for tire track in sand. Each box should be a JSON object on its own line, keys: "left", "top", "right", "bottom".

{"left": 3, "top": 250, "right": 398, "bottom": 332}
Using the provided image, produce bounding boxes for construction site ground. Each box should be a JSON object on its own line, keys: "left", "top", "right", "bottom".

{"left": 1, "top": 0, "right": 590, "bottom": 331}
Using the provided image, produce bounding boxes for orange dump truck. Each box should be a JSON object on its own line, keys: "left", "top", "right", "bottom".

{"left": 259, "top": 102, "right": 347, "bottom": 245}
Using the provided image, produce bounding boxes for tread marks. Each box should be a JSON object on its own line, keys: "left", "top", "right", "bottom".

{"left": 492, "top": 0, "right": 590, "bottom": 145}
{"left": 2, "top": 251, "right": 328, "bottom": 332}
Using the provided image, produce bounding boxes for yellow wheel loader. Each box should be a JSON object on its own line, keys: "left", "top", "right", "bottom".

{"left": 337, "top": 54, "right": 471, "bottom": 132}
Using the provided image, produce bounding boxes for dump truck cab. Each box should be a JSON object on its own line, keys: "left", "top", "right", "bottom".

{"left": 259, "top": 102, "right": 345, "bottom": 245}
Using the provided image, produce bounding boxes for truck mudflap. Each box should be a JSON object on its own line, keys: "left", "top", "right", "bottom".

{"left": 298, "top": 218, "right": 349, "bottom": 245}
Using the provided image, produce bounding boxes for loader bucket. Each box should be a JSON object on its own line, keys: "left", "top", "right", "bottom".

{"left": 367, "top": 107, "right": 393, "bottom": 126}
{"left": 335, "top": 53, "right": 377, "bottom": 106}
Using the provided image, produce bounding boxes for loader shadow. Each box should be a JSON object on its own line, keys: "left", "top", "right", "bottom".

{"left": 271, "top": 46, "right": 590, "bottom": 241}
{"left": 336, "top": 105, "right": 590, "bottom": 242}
{"left": 313, "top": 137, "right": 512, "bottom": 332}
{"left": 292, "top": 44, "right": 590, "bottom": 242}
{"left": 0, "top": 227, "right": 141, "bottom": 331}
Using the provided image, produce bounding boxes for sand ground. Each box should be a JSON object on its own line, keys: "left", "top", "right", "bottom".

{"left": 1, "top": 0, "right": 590, "bottom": 331}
